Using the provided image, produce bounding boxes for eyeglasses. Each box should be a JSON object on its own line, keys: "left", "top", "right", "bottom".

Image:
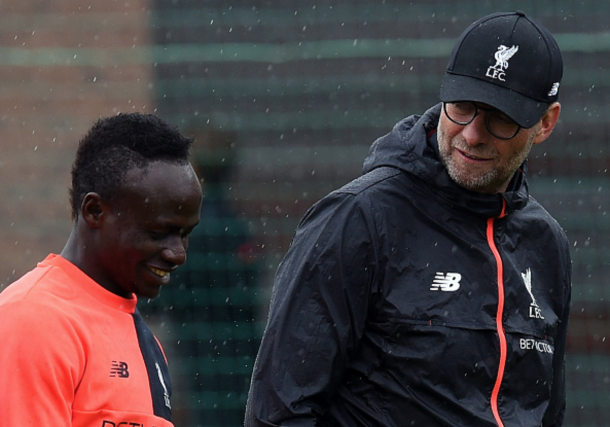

{"left": 443, "top": 102, "right": 521, "bottom": 140}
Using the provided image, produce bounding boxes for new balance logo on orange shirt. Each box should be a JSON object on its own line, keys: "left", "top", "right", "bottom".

{"left": 109, "top": 361, "right": 130, "bottom": 378}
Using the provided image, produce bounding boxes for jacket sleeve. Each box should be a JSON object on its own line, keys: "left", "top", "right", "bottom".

{"left": 543, "top": 251, "right": 572, "bottom": 427}
{"left": 245, "top": 190, "right": 379, "bottom": 427}
{"left": 0, "top": 299, "right": 85, "bottom": 426}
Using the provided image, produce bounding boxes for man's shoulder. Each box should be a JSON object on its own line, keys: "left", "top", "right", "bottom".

{"left": 1, "top": 261, "right": 66, "bottom": 302}
{"left": 307, "top": 166, "right": 414, "bottom": 222}
{"left": 524, "top": 196, "right": 566, "bottom": 229}
{"left": 335, "top": 166, "right": 403, "bottom": 197}
{"left": 518, "top": 196, "right": 570, "bottom": 253}
{"left": 0, "top": 261, "right": 84, "bottom": 325}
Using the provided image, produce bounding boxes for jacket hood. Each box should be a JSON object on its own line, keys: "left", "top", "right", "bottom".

{"left": 362, "top": 103, "right": 530, "bottom": 217}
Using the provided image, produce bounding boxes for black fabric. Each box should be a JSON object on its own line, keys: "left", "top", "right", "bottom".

{"left": 133, "top": 309, "right": 173, "bottom": 422}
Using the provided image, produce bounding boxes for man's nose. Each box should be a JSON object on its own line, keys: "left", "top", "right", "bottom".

{"left": 461, "top": 113, "right": 489, "bottom": 145}
{"left": 162, "top": 236, "right": 187, "bottom": 265}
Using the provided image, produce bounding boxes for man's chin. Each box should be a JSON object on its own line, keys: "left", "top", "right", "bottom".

{"left": 136, "top": 286, "right": 162, "bottom": 300}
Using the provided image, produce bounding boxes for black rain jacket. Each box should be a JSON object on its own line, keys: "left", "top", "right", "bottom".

{"left": 246, "top": 104, "right": 572, "bottom": 427}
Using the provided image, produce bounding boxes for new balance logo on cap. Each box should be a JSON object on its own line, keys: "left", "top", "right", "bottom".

{"left": 430, "top": 272, "right": 462, "bottom": 291}
{"left": 109, "top": 361, "right": 130, "bottom": 378}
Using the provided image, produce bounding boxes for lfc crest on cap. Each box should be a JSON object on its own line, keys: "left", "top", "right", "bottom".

{"left": 486, "top": 45, "right": 519, "bottom": 82}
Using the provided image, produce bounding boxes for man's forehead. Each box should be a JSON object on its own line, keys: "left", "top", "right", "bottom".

{"left": 123, "top": 161, "right": 191, "bottom": 185}
{"left": 119, "top": 162, "right": 200, "bottom": 204}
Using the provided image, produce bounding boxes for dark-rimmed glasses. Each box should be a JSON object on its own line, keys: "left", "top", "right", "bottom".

{"left": 443, "top": 102, "right": 521, "bottom": 140}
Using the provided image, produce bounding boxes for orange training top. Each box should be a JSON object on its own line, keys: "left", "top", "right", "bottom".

{"left": 0, "top": 254, "right": 173, "bottom": 427}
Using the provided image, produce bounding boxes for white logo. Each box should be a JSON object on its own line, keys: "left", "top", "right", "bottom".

{"left": 548, "top": 82, "right": 560, "bottom": 96}
{"left": 486, "top": 44, "right": 519, "bottom": 82}
{"left": 521, "top": 268, "right": 544, "bottom": 319}
{"left": 155, "top": 362, "right": 172, "bottom": 409}
{"left": 430, "top": 272, "right": 461, "bottom": 291}
{"left": 520, "top": 338, "right": 553, "bottom": 354}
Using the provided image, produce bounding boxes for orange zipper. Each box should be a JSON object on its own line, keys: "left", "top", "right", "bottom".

{"left": 487, "top": 200, "right": 507, "bottom": 427}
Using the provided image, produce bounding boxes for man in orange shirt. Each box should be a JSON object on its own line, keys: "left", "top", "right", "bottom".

{"left": 0, "top": 113, "right": 203, "bottom": 426}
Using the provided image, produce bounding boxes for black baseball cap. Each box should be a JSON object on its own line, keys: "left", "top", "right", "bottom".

{"left": 439, "top": 11, "right": 563, "bottom": 129}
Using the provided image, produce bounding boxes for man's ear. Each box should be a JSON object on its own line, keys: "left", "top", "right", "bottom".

{"left": 533, "top": 102, "right": 561, "bottom": 145}
{"left": 80, "top": 192, "right": 105, "bottom": 228}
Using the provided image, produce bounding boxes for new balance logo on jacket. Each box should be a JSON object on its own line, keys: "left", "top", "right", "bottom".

{"left": 430, "top": 272, "right": 461, "bottom": 291}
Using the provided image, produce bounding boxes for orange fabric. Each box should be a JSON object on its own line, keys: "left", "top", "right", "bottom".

{"left": 0, "top": 254, "right": 173, "bottom": 427}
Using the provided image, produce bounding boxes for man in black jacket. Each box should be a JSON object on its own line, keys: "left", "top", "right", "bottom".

{"left": 246, "top": 11, "right": 571, "bottom": 427}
